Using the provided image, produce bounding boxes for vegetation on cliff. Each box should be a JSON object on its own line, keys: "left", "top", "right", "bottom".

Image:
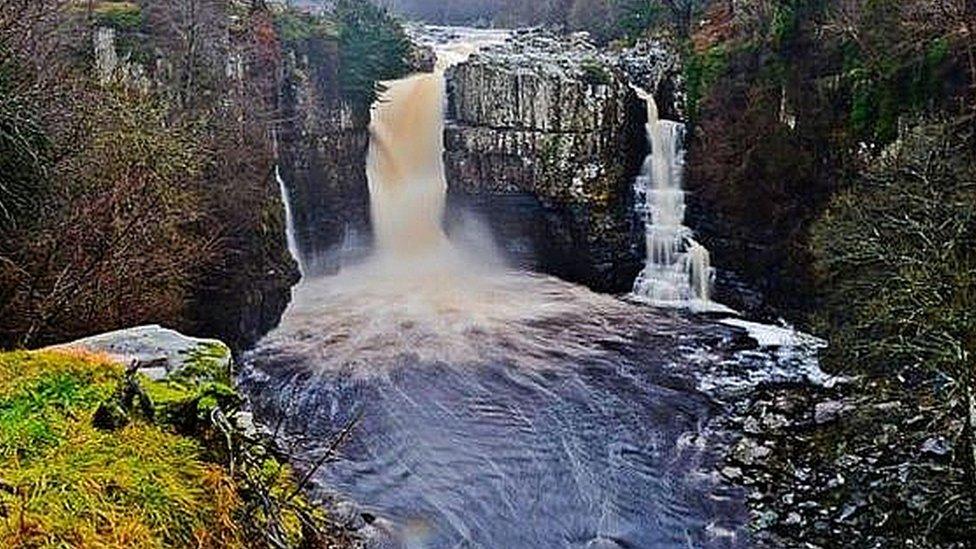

{"left": 276, "top": 1, "right": 411, "bottom": 114}
{"left": 0, "top": 0, "right": 298, "bottom": 350}
{"left": 0, "top": 0, "right": 410, "bottom": 351}
{"left": 666, "top": 1, "right": 975, "bottom": 544}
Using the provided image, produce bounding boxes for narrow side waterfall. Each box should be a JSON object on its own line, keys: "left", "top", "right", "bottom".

{"left": 276, "top": 165, "right": 304, "bottom": 276}
{"left": 632, "top": 88, "right": 714, "bottom": 307}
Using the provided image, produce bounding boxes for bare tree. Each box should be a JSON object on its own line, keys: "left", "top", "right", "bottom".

{"left": 140, "top": 0, "right": 229, "bottom": 110}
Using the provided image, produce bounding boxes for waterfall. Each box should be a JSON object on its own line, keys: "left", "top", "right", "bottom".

{"left": 367, "top": 71, "right": 451, "bottom": 258}
{"left": 631, "top": 88, "right": 714, "bottom": 307}
{"left": 276, "top": 165, "right": 304, "bottom": 276}
{"left": 366, "top": 30, "right": 505, "bottom": 265}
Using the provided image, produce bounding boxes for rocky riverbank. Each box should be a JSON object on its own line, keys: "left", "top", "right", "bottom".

{"left": 718, "top": 365, "right": 975, "bottom": 547}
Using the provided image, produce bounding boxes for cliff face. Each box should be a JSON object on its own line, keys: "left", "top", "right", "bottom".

{"left": 86, "top": 14, "right": 300, "bottom": 353}
{"left": 277, "top": 40, "right": 372, "bottom": 275}
{"left": 443, "top": 33, "right": 650, "bottom": 292}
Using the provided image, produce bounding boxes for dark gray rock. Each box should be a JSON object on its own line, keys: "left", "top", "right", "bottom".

{"left": 443, "top": 31, "right": 655, "bottom": 291}
{"left": 814, "top": 400, "right": 852, "bottom": 425}
{"left": 278, "top": 42, "right": 372, "bottom": 277}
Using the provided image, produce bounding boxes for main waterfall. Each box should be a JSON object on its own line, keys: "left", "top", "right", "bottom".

{"left": 631, "top": 89, "right": 714, "bottom": 307}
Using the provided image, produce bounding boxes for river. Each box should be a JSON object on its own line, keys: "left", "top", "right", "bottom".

{"left": 244, "top": 27, "right": 825, "bottom": 549}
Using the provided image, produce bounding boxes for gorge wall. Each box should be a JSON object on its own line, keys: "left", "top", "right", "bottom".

{"left": 0, "top": 6, "right": 299, "bottom": 353}
{"left": 443, "top": 32, "right": 662, "bottom": 292}
{"left": 277, "top": 40, "right": 372, "bottom": 275}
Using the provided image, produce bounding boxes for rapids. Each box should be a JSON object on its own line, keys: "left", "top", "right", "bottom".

{"left": 243, "top": 27, "right": 822, "bottom": 548}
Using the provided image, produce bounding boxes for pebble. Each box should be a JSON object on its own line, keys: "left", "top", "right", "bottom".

{"left": 721, "top": 466, "right": 743, "bottom": 481}
{"left": 784, "top": 512, "right": 804, "bottom": 526}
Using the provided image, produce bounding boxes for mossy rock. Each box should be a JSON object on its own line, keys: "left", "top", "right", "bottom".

{"left": 0, "top": 344, "right": 350, "bottom": 547}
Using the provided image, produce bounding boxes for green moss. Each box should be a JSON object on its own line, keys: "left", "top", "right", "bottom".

{"left": 580, "top": 58, "right": 612, "bottom": 87}
{"left": 0, "top": 348, "right": 343, "bottom": 547}
{"left": 0, "top": 350, "right": 242, "bottom": 547}
{"left": 684, "top": 44, "right": 728, "bottom": 121}
{"left": 176, "top": 342, "right": 232, "bottom": 384}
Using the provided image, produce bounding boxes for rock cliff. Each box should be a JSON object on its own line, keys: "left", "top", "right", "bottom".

{"left": 82, "top": 18, "right": 299, "bottom": 353}
{"left": 277, "top": 39, "right": 372, "bottom": 275}
{"left": 443, "top": 31, "right": 656, "bottom": 292}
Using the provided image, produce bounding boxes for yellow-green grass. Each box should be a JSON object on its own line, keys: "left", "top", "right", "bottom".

{"left": 0, "top": 349, "right": 243, "bottom": 548}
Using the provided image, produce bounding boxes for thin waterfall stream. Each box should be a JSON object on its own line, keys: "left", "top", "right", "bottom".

{"left": 276, "top": 165, "right": 304, "bottom": 277}
{"left": 246, "top": 28, "right": 824, "bottom": 548}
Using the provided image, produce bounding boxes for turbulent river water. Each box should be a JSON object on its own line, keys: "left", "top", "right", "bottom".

{"left": 245, "top": 28, "right": 825, "bottom": 548}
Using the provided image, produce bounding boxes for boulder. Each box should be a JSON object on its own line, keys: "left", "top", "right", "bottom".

{"left": 52, "top": 325, "right": 232, "bottom": 382}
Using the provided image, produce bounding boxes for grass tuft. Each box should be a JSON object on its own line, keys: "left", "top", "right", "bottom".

{"left": 0, "top": 350, "right": 244, "bottom": 548}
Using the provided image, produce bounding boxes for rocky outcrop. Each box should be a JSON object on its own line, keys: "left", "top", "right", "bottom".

{"left": 443, "top": 31, "right": 653, "bottom": 292}
{"left": 618, "top": 39, "right": 685, "bottom": 121}
{"left": 53, "top": 324, "right": 232, "bottom": 381}
{"left": 277, "top": 38, "right": 372, "bottom": 276}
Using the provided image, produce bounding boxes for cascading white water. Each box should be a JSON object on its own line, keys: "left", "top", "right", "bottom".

{"left": 631, "top": 88, "right": 714, "bottom": 307}
{"left": 276, "top": 165, "right": 304, "bottom": 276}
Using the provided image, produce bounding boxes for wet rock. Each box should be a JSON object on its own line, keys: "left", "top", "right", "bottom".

{"left": 873, "top": 400, "right": 901, "bottom": 412}
{"left": 720, "top": 466, "right": 743, "bottom": 481}
{"left": 826, "top": 473, "right": 845, "bottom": 488}
{"left": 839, "top": 499, "right": 865, "bottom": 522}
{"left": 278, "top": 37, "right": 371, "bottom": 276}
{"left": 732, "top": 437, "right": 772, "bottom": 466}
{"left": 617, "top": 39, "right": 685, "bottom": 119}
{"left": 233, "top": 411, "right": 260, "bottom": 439}
{"left": 743, "top": 416, "right": 762, "bottom": 434}
{"left": 762, "top": 413, "right": 789, "bottom": 431}
{"left": 920, "top": 436, "right": 951, "bottom": 457}
{"left": 814, "top": 400, "right": 851, "bottom": 424}
{"left": 753, "top": 510, "right": 778, "bottom": 529}
{"left": 784, "top": 512, "right": 803, "bottom": 526}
